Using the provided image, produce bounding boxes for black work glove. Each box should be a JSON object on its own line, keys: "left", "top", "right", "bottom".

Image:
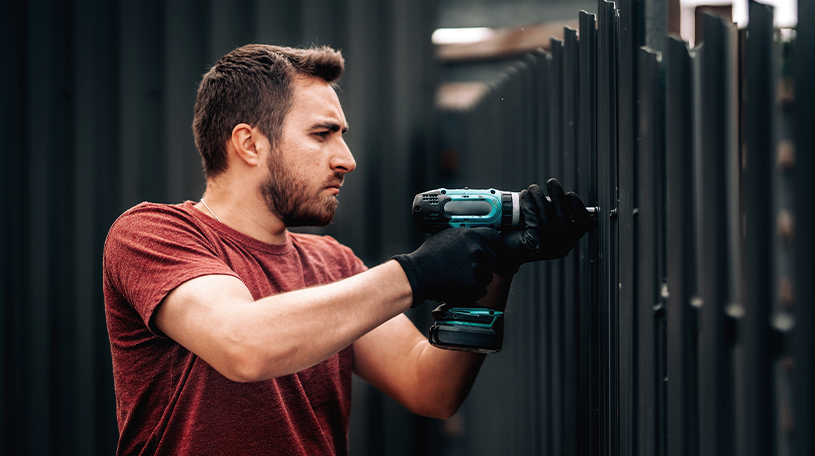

{"left": 498, "top": 178, "right": 597, "bottom": 274}
{"left": 392, "top": 227, "right": 501, "bottom": 307}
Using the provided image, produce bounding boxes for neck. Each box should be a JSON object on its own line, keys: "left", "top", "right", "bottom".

{"left": 195, "top": 182, "right": 288, "bottom": 244}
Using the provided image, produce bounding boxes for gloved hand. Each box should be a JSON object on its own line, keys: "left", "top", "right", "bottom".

{"left": 498, "top": 179, "right": 597, "bottom": 274}
{"left": 392, "top": 227, "right": 501, "bottom": 307}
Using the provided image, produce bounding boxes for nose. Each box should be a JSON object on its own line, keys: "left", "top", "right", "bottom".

{"left": 331, "top": 139, "right": 356, "bottom": 174}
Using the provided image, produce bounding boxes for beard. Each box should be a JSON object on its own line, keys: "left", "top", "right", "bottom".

{"left": 260, "top": 151, "right": 342, "bottom": 227}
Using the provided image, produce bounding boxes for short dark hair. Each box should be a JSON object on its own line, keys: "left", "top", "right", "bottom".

{"left": 193, "top": 44, "right": 345, "bottom": 177}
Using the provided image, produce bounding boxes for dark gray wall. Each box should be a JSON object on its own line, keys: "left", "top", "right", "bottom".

{"left": 0, "top": 1, "right": 437, "bottom": 454}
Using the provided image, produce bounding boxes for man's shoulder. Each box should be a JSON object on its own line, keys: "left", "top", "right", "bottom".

{"left": 107, "top": 201, "right": 200, "bottom": 237}
{"left": 111, "top": 201, "right": 195, "bottom": 226}
{"left": 104, "top": 201, "right": 208, "bottom": 257}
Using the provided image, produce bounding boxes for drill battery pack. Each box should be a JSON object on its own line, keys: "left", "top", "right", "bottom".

{"left": 428, "top": 304, "right": 504, "bottom": 354}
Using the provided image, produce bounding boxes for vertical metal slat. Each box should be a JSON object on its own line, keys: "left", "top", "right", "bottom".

{"left": 597, "top": 2, "right": 620, "bottom": 452}
{"left": 637, "top": 46, "right": 662, "bottom": 456}
{"left": 793, "top": 0, "right": 815, "bottom": 454}
{"left": 577, "top": 11, "right": 599, "bottom": 455}
{"left": 696, "top": 13, "right": 737, "bottom": 456}
{"left": 742, "top": 3, "right": 775, "bottom": 456}
{"left": 548, "top": 37, "right": 565, "bottom": 456}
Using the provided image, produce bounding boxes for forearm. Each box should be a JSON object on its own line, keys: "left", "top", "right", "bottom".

{"left": 246, "top": 260, "right": 413, "bottom": 378}
{"left": 157, "top": 260, "right": 412, "bottom": 382}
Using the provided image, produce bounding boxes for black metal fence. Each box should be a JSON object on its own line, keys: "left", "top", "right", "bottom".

{"left": 451, "top": 1, "right": 815, "bottom": 455}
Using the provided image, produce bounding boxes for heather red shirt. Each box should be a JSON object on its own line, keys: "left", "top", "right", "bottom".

{"left": 103, "top": 201, "right": 367, "bottom": 455}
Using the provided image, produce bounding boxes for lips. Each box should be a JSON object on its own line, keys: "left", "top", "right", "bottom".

{"left": 323, "top": 181, "right": 342, "bottom": 196}
{"left": 324, "top": 175, "right": 343, "bottom": 190}
{"left": 322, "top": 172, "right": 345, "bottom": 195}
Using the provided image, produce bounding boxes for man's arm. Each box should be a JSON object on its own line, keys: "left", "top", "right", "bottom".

{"left": 352, "top": 272, "right": 513, "bottom": 419}
{"left": 155, "top": 260, "right": 413, "bottom": 382}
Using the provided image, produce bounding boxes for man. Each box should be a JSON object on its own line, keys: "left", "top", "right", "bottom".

{"left": 103, "top": 44, "right": 594, "bottom": 455}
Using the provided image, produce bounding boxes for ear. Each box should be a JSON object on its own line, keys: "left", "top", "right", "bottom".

{"left": 229, "top": 123, "right": 263, "bottom": 167}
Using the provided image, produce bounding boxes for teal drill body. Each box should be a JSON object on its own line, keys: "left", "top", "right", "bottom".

{"left": 412, "top": 187, "right": 517, "bottom": 353}
{"left": 412, "top": 188, "right": 521, "bottom": 234}
{"left": 413, "top": 186, "right": 597, "bottom": 353}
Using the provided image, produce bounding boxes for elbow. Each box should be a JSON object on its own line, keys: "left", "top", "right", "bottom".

{"left": 439, "top": 398, "right": 465, "bottom": 420}
{"left": 431, "top": 403, "right": 461, "bottom": 421}
{"left": 220, "top": 356, "right": 267, "bottom": 383}
{"left": 410, "top": 396, "right": 463, "bottom": 420}
{"left": 217, "top": 332, "right": 296, "bottom": 383}
{"left": 211, "top": 343, "right": 266, "bottom": 383}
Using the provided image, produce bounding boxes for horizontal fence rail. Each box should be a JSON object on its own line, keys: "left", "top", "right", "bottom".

{"left": 452, "top": 1, "right": 814, "bottom": 455}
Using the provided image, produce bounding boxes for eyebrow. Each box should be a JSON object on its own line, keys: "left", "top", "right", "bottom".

{"left": 311, "top": 122, "right": 349, "bottom": 134}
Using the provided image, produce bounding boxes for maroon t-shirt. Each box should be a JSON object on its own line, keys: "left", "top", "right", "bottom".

{"left": 103, "top": 201, "right": 367, "bottom": 455}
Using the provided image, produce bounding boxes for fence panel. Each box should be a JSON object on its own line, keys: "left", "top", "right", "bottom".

{"left": 448, "top": 3, "right": 813, "bottom": 456}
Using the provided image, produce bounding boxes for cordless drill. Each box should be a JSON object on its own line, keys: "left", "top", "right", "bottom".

{"left": 412, "top": 187, "right": 597, "bottom": 354}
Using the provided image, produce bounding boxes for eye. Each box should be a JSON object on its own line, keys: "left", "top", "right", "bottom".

{"left": 313, "top": 131, "right": 330, "bottom": 140}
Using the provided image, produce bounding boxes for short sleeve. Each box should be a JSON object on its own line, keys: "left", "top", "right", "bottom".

{"left": 103, "top": 203, "right": 240, "bottom": 332}
{"left": 340, "top": 241, "right": 367, "bottom": 276}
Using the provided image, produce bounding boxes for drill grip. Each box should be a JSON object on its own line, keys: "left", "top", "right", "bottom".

{"left": 412, "top": 188, "right": 520, "bottom": 233}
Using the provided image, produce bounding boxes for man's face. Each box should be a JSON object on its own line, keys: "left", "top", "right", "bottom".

{"left": 260, "top": 76, "right": 355, "bottom": 227}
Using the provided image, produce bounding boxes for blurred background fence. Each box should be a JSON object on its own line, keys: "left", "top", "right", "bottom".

{"left": 2, "top": 0, "right": 813, "bottom": 455}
